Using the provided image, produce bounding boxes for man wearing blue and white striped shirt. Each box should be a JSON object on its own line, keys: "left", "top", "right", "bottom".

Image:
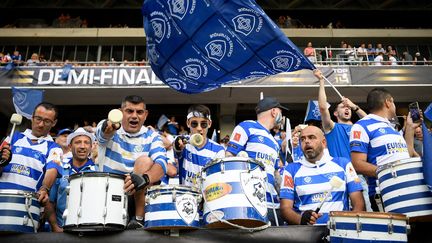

{"left": 173, "top": 105, "right": 225, "bottom": 187}
{"left": 96, "top": 95, "right": 167, "bottom": 229}
{"left": 226, "top": 97, "right": 288, "bottom": 226}
{"left": 280, "top": 126, "right": 364, "bottom": 225}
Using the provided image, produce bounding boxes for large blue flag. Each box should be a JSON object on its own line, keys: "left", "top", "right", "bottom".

{"left": 424, "top": 103, "right": 432, "bottom": 122}
{"left": 12, "top": 87, "right": 44, "bottom": 119}
{"left": 304, "top": 100, "right": 330, "bottom": 123}
{"left": 423, "top": 122, "right": 432, "bottom": 190}
{"left": 142, "top": 0, "right": 315, "bottom": 94}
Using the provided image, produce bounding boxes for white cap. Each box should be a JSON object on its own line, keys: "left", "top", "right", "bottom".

{"left": 67, "top": 127, "right": 95, "bottom": 145}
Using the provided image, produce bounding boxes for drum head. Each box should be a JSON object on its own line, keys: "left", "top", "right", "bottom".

{"left": 69, "top": 172, "right": 126, "bottom": 180}
{"left": 330, "top": 211, "right": 407, "bottom": 221}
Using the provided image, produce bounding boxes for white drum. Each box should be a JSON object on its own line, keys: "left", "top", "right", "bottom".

{"left": 201, "top": 157, "right": 268, "bottom": 228}
{"left": 328, "top": 211, "right": 409, "bottom": 243}
{"left": 377, "top": 157, "right": 432, "bottom": 218}
{"left": 145, "top": 185, "right": 201, "bottom": 230}
{"left": 63, "top": 172, "right": 128, "bottom": 231}
{"left": 0, "top": 190, "right": 40, "bottom": 233}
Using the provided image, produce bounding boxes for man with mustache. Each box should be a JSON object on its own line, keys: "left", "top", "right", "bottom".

{"left": 96, "top": 95, "right": 167, "bottom": 229}
{"left": 280, "top": 126, "right": 364, "bottom": 225}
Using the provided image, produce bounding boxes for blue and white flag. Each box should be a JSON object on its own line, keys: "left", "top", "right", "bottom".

{"left": 61, "top": 63, "right": 73, "bottom": 80}
{"left": 142, "top": 0, "right": 315, "bottom": 94}
{"left": 422, "top": 123, "right": 432, "bottom": 190}
{"left": 424, "top": 103, "right": 432, "bottom": 122}
{"left": 211, "top": 129, "right": 218, "bottom": 142}
{"left": 304, "top": 100, "right": 330, "bottom": 123}
{"left": 157, "top": 114, "right": 170, "bottom": 130}
{"left": 12, "top": 87, "right": 44, "bottom": 119}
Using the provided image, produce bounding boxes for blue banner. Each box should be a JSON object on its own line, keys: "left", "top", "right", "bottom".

{"left": 142, "top": 0, "right": 315, "bottom": 94}
{"left": 304, "top": 100, "right": 330, "bottom": 122}
{"left": 424, "top": 103, "right": 432, "bottom": 122}
{"left": 12, "top": 87, "right": 44, "bottom": 119}
{"left": 423, "top": 123, "right": 432, "bottom": 191}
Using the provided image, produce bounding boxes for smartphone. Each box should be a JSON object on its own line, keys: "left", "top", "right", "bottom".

{"left": 409, "top": 102, "right": 421, "bottom": 122}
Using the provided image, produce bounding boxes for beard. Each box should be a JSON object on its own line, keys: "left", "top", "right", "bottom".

{"left": 304, "top": 146, "right": 324, "bottom": 161}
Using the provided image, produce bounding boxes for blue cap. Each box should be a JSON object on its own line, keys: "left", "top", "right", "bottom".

{"left": 57, "top": 128, "right": 73, "bottom": 136}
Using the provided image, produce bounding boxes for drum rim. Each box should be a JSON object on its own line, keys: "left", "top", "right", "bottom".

{"left": 69, "top": 171, "right": 126, "bottom": 180}
{"left": 330, "top": 211, "right": 408, "bottom": 221}
{"left": 0, "top": 189, "right": 38, "bottom": 198}
{"left": 376, "top": 157, "right": 422, "bottom": 174}
{"left": 202, "top": 157, "right": 265, "bottom": 171}
{"left": 147, "top": 185, "right": 200, "bottom": 193}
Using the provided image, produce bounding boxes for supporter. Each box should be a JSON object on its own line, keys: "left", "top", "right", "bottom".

{"left": 350, "top": 88, "right": 420, "bottom": 211}
{"left": 0, "top": 102, "right": 63, "bottom": 205}
{"left": 386, "top": 45, "right": 396, "bottom": 56}
{"left": 11, "top": 50, "right": 23, "bottom": 66}
{"left": 414, "top": 126, "right": 423, "bottom": 157}
{"left": 26, "top": 53, "right": 40, "bottom": 66}
{"left": 401, "top": 51, "right": 413, "bottom": 65}
{"left": 304, "top": 42, "right": 317, "bottom": 63}
{"left": 46, "top": 128, "right": 96, "bottom": 232}
{"left": 173, "top": 105, "right": 225, "bottom": 187}
{"left": 226, "top": 97, "right": 289, "bottom": 226}
{"left": 55, "top": 128, "right": 73, "bottom": 162}
{"left": 167, "top": 116, "right": 179, "bottom": 135}
{"left": 356, "top": 43, "right": 368, "bottom": 64}
{"left": 414, "top": 52, "right": 427, "bottom": 65}
{"left": 374, "top": 52, "right": 384, "bottom": 66}
{"left": 96, "top": 95, "right": 167, "bottom": 229}
{"left": 280, "top": 126, "right": 364, "bottom": 225}
{"left": 366, "top": 43, "right": 376, "bottom": 63}
{"left": 388, "top": 53, "right": 398, "bottom": 66}
{"left": 375, "top": 44, "right": 386, "bottom": 55}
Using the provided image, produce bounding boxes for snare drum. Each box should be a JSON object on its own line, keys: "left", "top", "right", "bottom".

{"left": 145, "top": 185, "right": 201, "bottom": 230}
{"left": 328, "top": 211, "right": 409, "bottom": 242}
{"left": 377, "top": 157, "right": 432, "bottom": 218}
{"left": 63, "top": 172, "right": 128, "bottom": 231}
{"left": 201, "top": 157, "right": 268, "bottom": 228}
{"left": 0, "top": 190, "right": 40, "bottom": 233}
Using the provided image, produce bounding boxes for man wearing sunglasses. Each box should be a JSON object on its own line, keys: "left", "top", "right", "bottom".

{"left": 0, "top": 102, "right": 63, "bottom": 205}
{"left": 226, "top": 97, "right": 288, "bottom": 226}
{"left": 173, "top": 105, "right": 225, "bottom": 187}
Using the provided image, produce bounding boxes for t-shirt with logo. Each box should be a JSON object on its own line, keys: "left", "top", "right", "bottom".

{"left": 226, "top": 120, "right": 281, "bottom": 208}
{"left": 349, "top": 114, "right": 410, "bottom": 196}
{"left": 280, "top": 154, "right": 362, "bottom": 225}
{"left": 325, "top": 123, "right": 352, "bottom": 159}
{"left": 0, "top": 129, "right": 63, "bottom": 192}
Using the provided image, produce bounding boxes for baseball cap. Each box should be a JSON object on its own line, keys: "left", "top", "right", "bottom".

{"left": 67, "top": 127, "right": 95, "bottom": 145}
{"left": 57, "top": 128, "right": 73, "bottom": 137}
{"left": 255, "top": 97, "right": 289, "bottom": 114}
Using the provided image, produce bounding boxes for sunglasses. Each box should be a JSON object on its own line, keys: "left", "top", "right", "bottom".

{"left": 190, "top": 121, "right": 208, "bottom": 129}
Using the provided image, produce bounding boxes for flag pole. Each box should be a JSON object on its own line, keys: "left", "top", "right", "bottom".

{"left": 322, "top": 75, "right": 343, "bottom": 100}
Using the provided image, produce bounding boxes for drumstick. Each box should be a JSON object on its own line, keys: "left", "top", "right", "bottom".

{"left": 315, "top": 176, "right": 344, "bottom": 213}
{"left": 1, "top": 114, "right": 22, "bottom": 164}
{"left": 108, "top": 109, "right": 123, "bottom": 124}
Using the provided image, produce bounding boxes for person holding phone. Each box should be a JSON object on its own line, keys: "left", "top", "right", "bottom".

{"left": 349, "top": 88, "right": 420, "bottom": 211}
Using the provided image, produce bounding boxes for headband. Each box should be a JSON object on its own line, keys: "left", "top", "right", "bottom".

{"left": 187, "top": 111, "right": 211, "bottom": 121}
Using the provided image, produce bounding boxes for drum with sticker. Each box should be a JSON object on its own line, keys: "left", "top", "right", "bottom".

{"left": 63, "top": 172, "right": 128, "bottom": 231}
{"left": 0, "top": 190, "right": 40, "bottom": 233}
{"left": 201, "top": 157, "right": 269, "bottom": 228}
{"left": 328, "top": 211, "right": 409, "bottom": 242}
{"left": 144, "top": 185, "right": 201, "bottom": 230}
{"left": 377, "top": 157, "right": 432, "bottom": 219}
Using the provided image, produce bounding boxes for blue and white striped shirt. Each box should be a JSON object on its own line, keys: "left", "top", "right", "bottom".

{"left": 349, "top": 114, "right": 409, "bottom": 195}
{"left": 0, "top": 129, "right": 63, "bottom": 192}
{"left": 178, "top": 138, "right": 225, "bottom": 187}
{"left": 226, "top": 120, "right": 281, "bottom": 208}
{"left": 96, "top": 121, "right": 167, "bottom": 174}
{"left": 280, "top": 154, "right": 362, "bottom": 224}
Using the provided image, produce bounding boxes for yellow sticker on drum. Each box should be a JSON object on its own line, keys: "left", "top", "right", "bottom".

{"left": 204, "top": 183, "right": 232, "bottom": 202}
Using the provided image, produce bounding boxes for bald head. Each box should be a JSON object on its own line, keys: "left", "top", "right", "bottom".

{"left": 300, "top": 125, "right": 326, "bottom": 163}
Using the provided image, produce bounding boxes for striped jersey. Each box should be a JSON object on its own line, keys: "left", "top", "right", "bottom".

{"left": 0, "top": 129, "right": 63, "bottom": 192}
{"left": 96, "top": 121, "right": 167, "bottom": 174}
{"left": 325, "top": 123, "right": 352, "bottom": 159}
{"left": 349, "top": 114, "right": 409, "bottom": 195}
{"left": 178, "top": 137, "right": 225, "bottom": 187}
{"left": 280, "top": 154, "right": 362, "bottom": 225}
{"left": 226, "top": 120, "right": 281, "bottom": 208}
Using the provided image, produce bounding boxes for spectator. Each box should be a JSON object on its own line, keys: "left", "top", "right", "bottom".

{"left": 26, "top": 53, "right": 40, "bottom": 66}
{"left": 304, "top": 42, "right": 316, "bottom": 63}
{"left": 401, "top": 51, "right": 413, "bottom": 65}
{"left": 366, "top": 44, "right": 376, "bottom": 63}
{"left": 167, "top": 116, "right": 179, "bottom": 135}
{"left": 356, "top": 43, "right": 368, "bottom": 65}
{"left": 11, "top": 50, "right": 23, "bottom": 65}
{"left": 374, "top": 52, "right": 384, "bottom": 66}
{"left": 414, "top": 52, "right": 427, "bottom": 65}
{"left": 414, "top": 126, "right": 423, "bottom": 156}
{"left": 388, "top": 53, "right": 398, "bottom": 66}
{"left": 387, "top": 45, "right": 396, "bottom": 56}
{"left": 375, "top": 44, "right": 386, "bottom": 55}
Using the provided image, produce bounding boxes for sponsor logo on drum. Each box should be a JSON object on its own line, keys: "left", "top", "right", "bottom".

{"left": 149, "top": 11, "right": 171, "bottom": 43}
{"left": 206, "top": 210, "right": 224, "bottom": 224}
{"left": 240, "top": 167, "right": 267, "bottom": 217}
{"left": 11, "top": 164, "right": 30, "bottom": 176}
{"left": 204, "top": 183, "right": 232, "bottom": 202}
{"left": 205, "top": 33, "right": 233, "bottom": 62}
{"left": 232, "top": 8, "right": 263, "bottom": 36}
{"left": 175, "top": 193, "right": 198, "bottom": 225}
{"left": 168, "top": 0, "right": 196, "bottom": 20}
{"left": 270, "top": 50, "right": 301, "bottom": 72}
{"left": 312, "top": 192, "right": 332, "bottom": 203}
